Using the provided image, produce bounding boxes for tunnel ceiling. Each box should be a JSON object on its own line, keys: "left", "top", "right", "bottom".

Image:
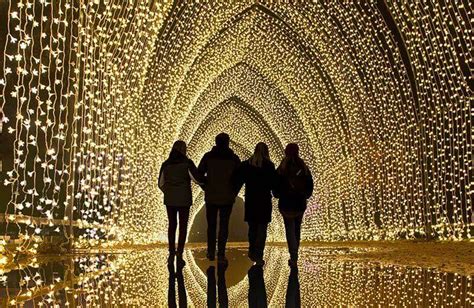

{"left": 0, "top": 0, "right": 472, "bottom": 247}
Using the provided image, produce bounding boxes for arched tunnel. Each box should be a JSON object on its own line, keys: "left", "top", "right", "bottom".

{"left": 0, "top": 1, "right": 472, "bottom": 306}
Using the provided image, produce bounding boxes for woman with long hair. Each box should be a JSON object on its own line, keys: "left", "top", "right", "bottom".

{"left": 159, "top": 140, "right": 203, "bottom": 267}
{"left": 234, "top": 142, "right": 277, "bottom": 266}
{"left": 273, "top": 143, "right": 313, "bottom": 268}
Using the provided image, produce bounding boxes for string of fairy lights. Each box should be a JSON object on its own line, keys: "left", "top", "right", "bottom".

{"left": 0, "top": 0, "right": 472, "bottom": 259}
{"left": 0, "top": 0, "right": 172, "bottom": 254}
{"left": 142, "top": 1, "right": 473, "bottom": 241}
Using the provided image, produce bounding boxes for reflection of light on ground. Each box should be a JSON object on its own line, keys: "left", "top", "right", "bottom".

{"left": 1, "top": 246, "right": 473, "bottom": 307}
{"left": 191, "top": 247, "right": 253, "bottom": 287}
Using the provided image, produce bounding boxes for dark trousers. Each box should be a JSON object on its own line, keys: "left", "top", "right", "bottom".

{"left": 282, "top": 213, "right": 303, "bottom": 261}
{"left": 206, "top": 204, "right": 233, "bottom": 257}
{"left": 248, "top": 265, "right": 267, "bottom": 308}
{"left": 248, "top": 222, "right": 268, "bottom": 260}
{"left": 166, "top": 206, "right": 190, "bottom": 254}
{"left": 285, "top": 268, "right": 301, "bottom": 308}
{"left": 206, "top": 265, "right": 228, "bottom": 308}
{"left": 168, "top": 265, "right": 187, "bottom": 308}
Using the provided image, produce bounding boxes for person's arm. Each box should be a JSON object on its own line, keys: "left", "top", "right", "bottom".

{"left": 231, "top": 154, "right": 243, "bottom": 195}
{"left": 197, "top": 153, "right": 209, "bottom": 190}
{"left": 233, "top": 162, "right": 245, "bottom": 193}
{"left": 234, "top": 153, "right": 241, "bottom": 165}
{"left": 305, "top": 167, "right": 314, "bottom": 199}
{"left": 198, "top": 153, "right": 208, "bottom": 177}
{"left": 188, "top": 159, "right": 204, "bottom": 186}
{"left": 158, "top": 163, "right": 166, "bottom": 192}
{"left": 269, "top": 162, "right": 278, "bottom": 190}
{"left": 272, "top": 166, "right": 282, "bottom": 199}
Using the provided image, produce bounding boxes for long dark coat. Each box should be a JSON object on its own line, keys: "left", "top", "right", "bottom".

{"left": 234, "top": 159, "right": 277, "bottom": 223}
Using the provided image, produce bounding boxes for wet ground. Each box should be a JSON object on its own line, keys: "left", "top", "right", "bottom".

{"left": 1, "top": 245, "right": 473, "bottom": 307}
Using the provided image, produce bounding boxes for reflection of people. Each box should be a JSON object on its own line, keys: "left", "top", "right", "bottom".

{"left": 273, "top": 143, "right": 313, "bottom": 267}
{"left": 285, "top": 268, "right": 301, "bottom": 308}
{"left": 206, "top": 264, "right": 229, "bottom": 308}
{"left": 234, "top": 142, "right": 277, "bottom": 265}
{"left": 198, "top": 133, "right": 241, "bottom": 264}
{"left": 159, "top": 141, "right": 203, "bottom": 267}
{"left": 248, "top": 264, "right": 268, "bottom": 308}
{"left": 168, "top": 263, "right": 188, "bottom": 308}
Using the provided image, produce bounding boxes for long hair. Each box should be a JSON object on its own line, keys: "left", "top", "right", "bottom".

{"left": 279, "top": 143, "right": 306, "bottom": 175}
{"left": 249, "top": 142, "right": 270, "bottom": 168}
{"left": 170, "top": 140, "right": 187, "bottom": 157}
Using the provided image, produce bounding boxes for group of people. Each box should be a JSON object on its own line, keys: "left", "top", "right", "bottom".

{"left": 158, "top": 132, "right": 313, "bottom": 269}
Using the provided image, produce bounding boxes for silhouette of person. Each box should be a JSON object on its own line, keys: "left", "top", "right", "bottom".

{"left": 198, "top": 133, "right": 241, "bottom": 265}
{"left": 285, "top": 268, "right": 301, "bottom": 308}
{"left": 168, "top": 263, "right": 188, "bottom": 308}
{"left": 248, "top": 264, "right": 268, "bottom": 308}
{"left": 234, "top": 142, "right": 277, "bottom": 265}
{"left": 206, "top": 264, "right": 229, "bottom": 308}
{"left": 273, "top": 143, "right": 313, "bottom": 267}
{"left": 159, "top": 141, "right": 203, "bottom": 267}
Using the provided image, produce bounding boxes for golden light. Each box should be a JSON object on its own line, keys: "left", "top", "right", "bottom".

{"left": 0, "top": 0, "right": 472, "bottom": 296}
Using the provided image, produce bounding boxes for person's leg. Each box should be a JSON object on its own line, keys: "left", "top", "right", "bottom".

{"left": 206, "top": 205, "right": 218, "bottom": 259}
{"left": 248, "top": 222, "right": 257, "bottom": 260}
{"left": 217, "top": 263, "right": 229, "bottom": 308}
{"left": 168, "top": 263, "right": 176, "bottom": 308}
{"left": 217, "top": 205, "right": 233, "bottom": 259}
{"left": 283, "top": 216, "right": 298, "bottom": 263}
{"left": 255, "top": 223, "right": 268, "bottom": 261}
{"left": 176, "top": 267, "right": 188, "bottom": 307}
{"left": 176, "top": 207, "right": 190, "bottom": 267}
{"left": 166, "top": 207, "right": 178, "bottom": 256}
{"left": 206, "top": 266, "right": 216, "bottom": 308}
{"left": 248, "top": 265, "right": 267, "bottom": 307}
{"left": 295, "top": 214, "right": 303, "bottom": 253}
{"left": 285, "top": 268, "right": 301, "bottom": 308}
{"left": 177, "top": 207, "right": 190, "bottom": 255}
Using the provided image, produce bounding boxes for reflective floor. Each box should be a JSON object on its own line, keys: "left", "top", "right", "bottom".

{"left": 1, "top": 246, "right": 473, "bottom": 307}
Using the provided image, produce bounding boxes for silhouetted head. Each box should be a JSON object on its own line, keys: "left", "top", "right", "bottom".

{"left": 285, "top": 143, "right": 299, "bottom": 158}
{"left": 249, "top": 142, "right": 270, "bottom": 167}
{"left": 279, "top": 143, "right": 306, "bottom": 175}
{"left": 215, "top": 133, "right": 230, "bottom": 148}
{"left": 171, "top": 140, "right": 187, "bottom": 156}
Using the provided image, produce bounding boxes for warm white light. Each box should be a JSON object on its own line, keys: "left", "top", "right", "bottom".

{"left": 0, "top": 1, "right": 472, "bottom": 251}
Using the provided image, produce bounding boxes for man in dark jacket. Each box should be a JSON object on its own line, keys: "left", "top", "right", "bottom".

{"left": 198, "top": 133, "right": 241, "bottom": 264}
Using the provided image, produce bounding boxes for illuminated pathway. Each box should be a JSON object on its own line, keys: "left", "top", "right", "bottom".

{"left": 0, "top": 0, "right": 472, "bottom": 306}
{"left": 1, "top": 245, "right": 473, "bottom": 306}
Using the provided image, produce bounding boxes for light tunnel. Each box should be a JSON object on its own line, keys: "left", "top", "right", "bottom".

{"left": 0, "top": 0, "right": 472, "bottom": 253}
